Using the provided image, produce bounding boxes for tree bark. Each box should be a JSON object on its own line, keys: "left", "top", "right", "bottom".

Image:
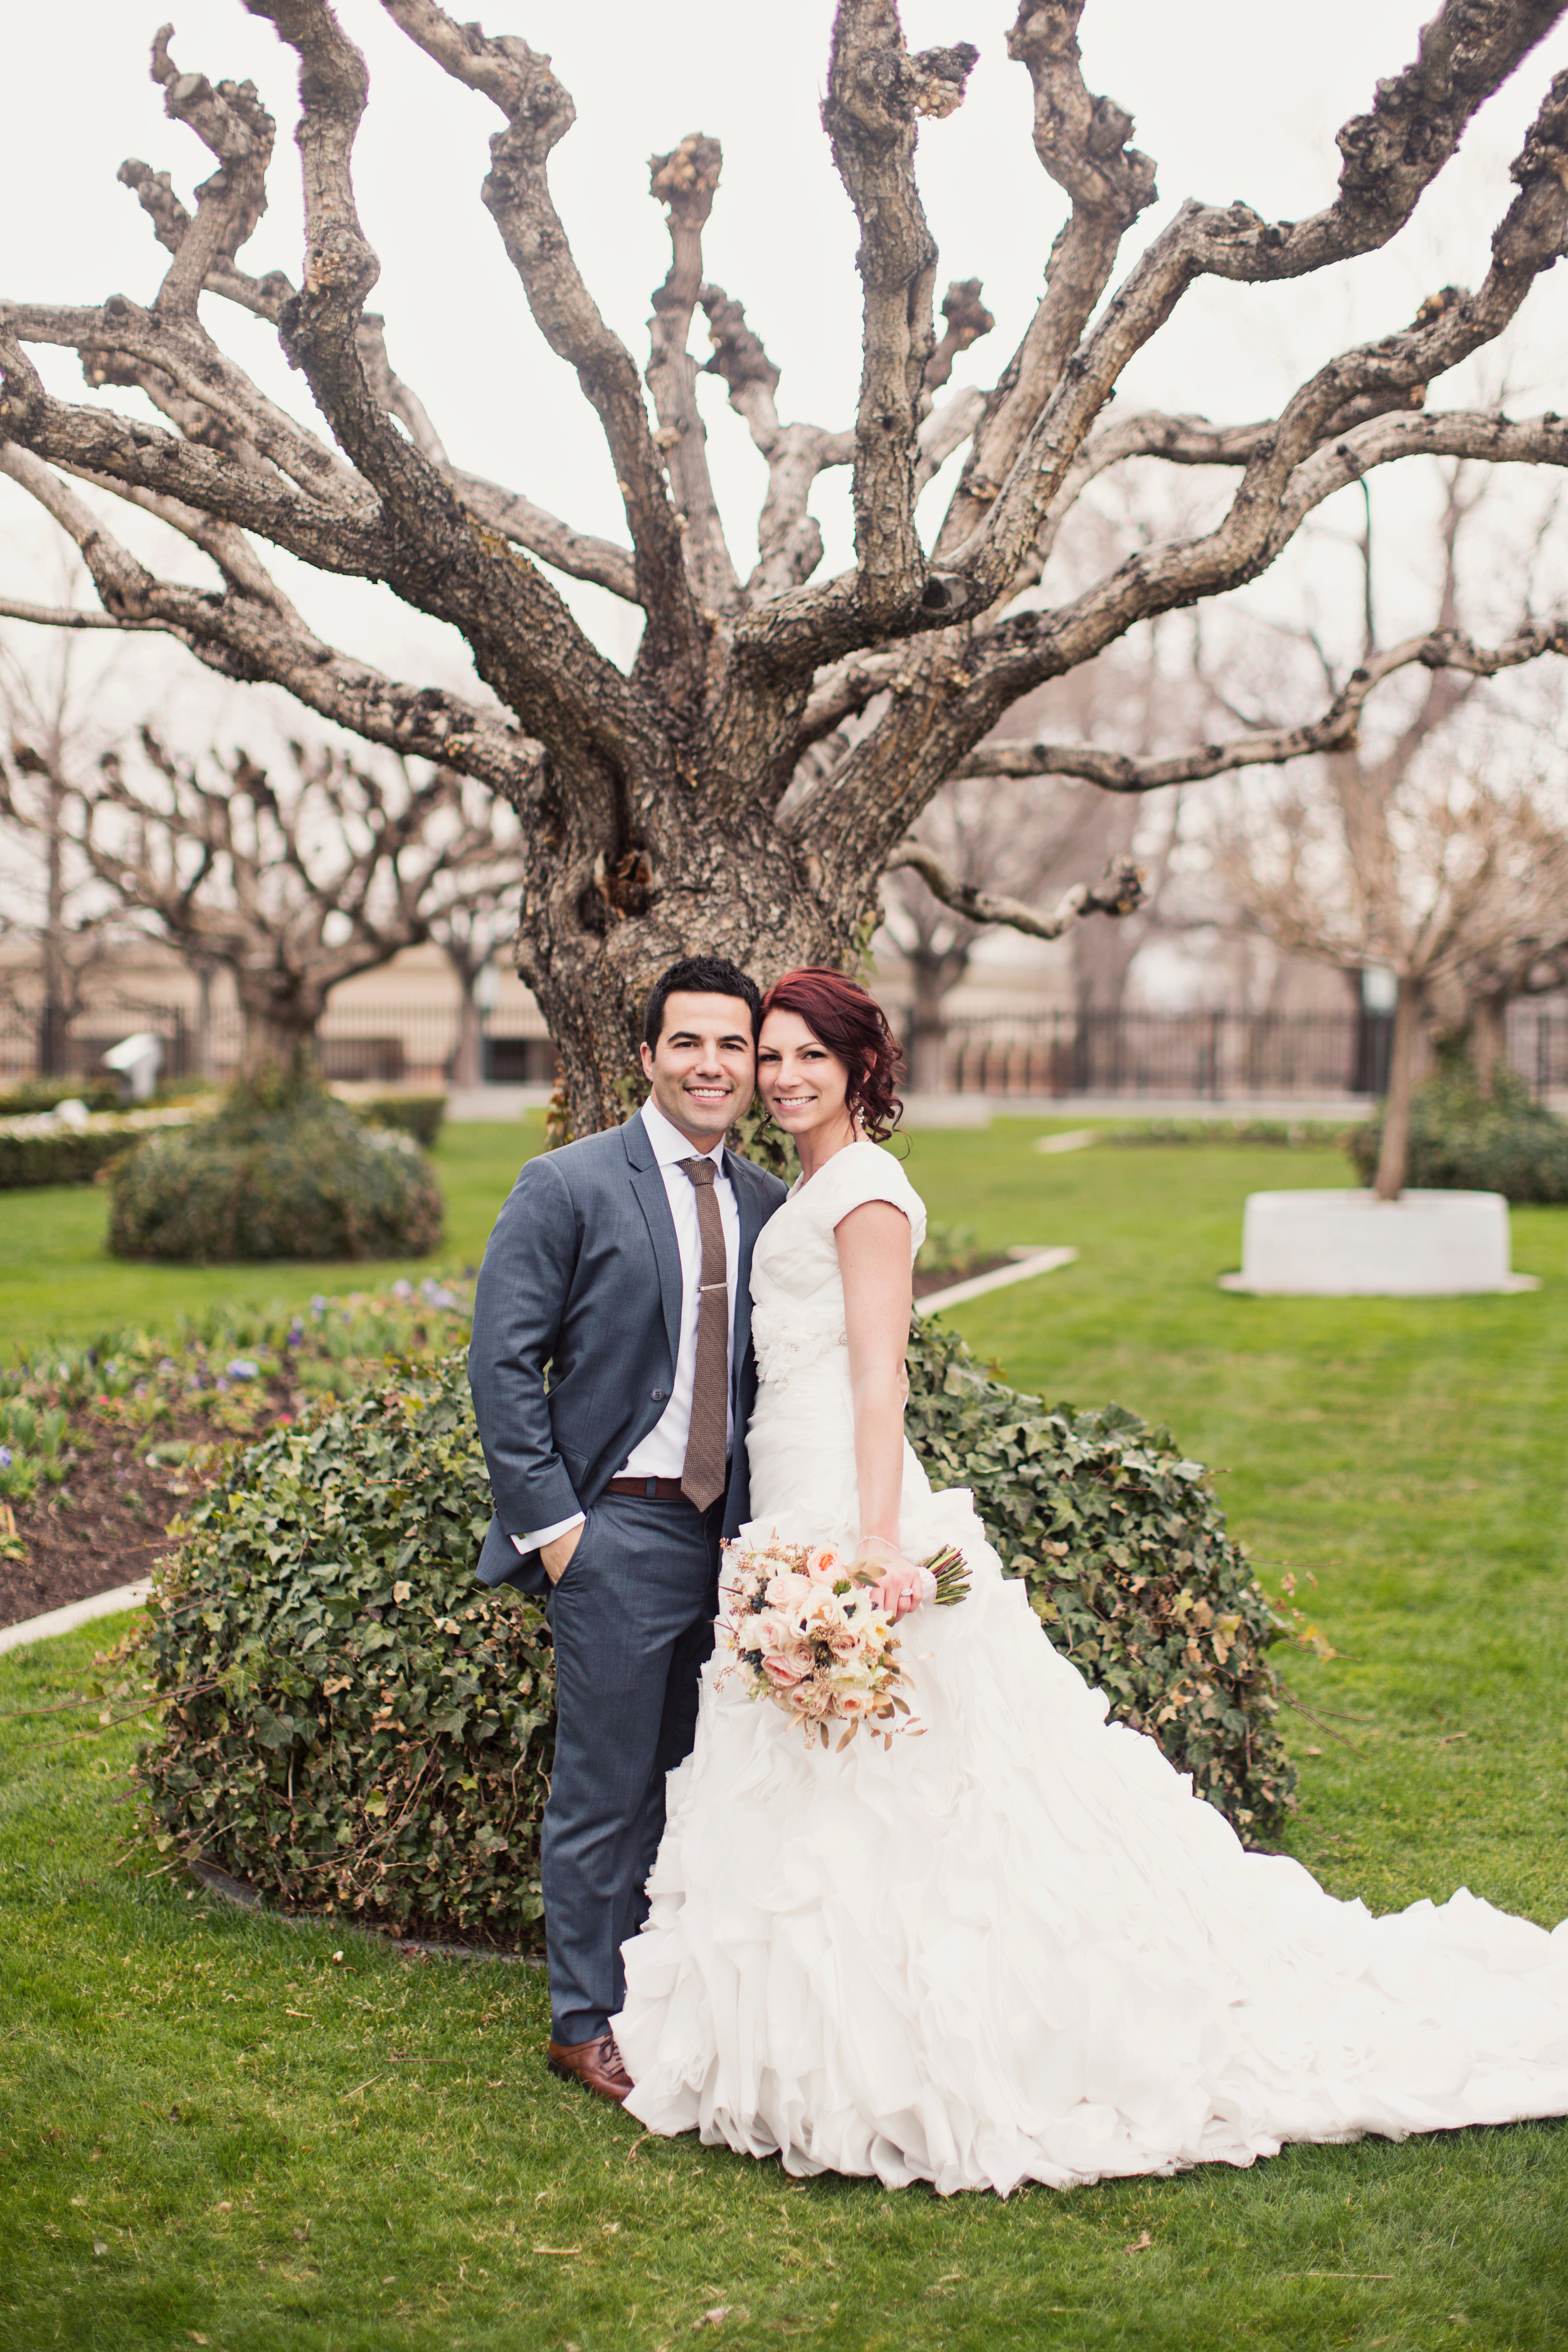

{"left": 519, "top": 813, "right": 848, "bottom": 1138}
{"left": 1468, "top": 992, "right": 1510, "bottom": 1097}
{"left": 1373, "top": 974, "right": 1425, "bottom": 1201}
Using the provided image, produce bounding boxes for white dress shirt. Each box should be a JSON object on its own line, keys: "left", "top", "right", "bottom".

{"left": 512, "top": 1098, "right": 740, "bottom": 1555}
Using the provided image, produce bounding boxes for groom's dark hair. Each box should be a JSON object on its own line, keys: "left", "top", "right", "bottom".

{"left": 643, "top": 956, "right": 763, "bottom": 1049}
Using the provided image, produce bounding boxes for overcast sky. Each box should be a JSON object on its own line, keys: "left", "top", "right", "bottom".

{"left": 4, "top": 0, "right": 1567, "bottom": 736}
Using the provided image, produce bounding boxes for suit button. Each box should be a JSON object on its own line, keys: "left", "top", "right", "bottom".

{"left": 650, "top": 1388, "right": 668, "bottom": 1402}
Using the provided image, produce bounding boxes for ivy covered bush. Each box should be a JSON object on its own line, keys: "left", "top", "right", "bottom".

{"left": 140, "top": 1320, "right": 1296, "bottom": 1945}
{"left": 141, "top": 1369, "right": 553, "bottom": 1944}
{"left": 109, "top": 1066, "right": 443, "bottom": 1263}
{"left": 1347, "top": 1062, "right": 1568, "bottom": 1202}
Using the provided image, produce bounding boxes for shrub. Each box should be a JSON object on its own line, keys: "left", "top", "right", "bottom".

{"left": 108, "top": 1069, "right": 443, "bottom": 1262}
{"left": 1347, "top": 1063, "right": 1568, "bottom": 1202}
{"left": 140, "top": 1367, "right": 551, "bottom": 1944}
{"left": 139, "top": 1323, "right": 1295, "bottom": 1943}
{"left": 354, "top": 1094, "right": 446, "bottom": 1148}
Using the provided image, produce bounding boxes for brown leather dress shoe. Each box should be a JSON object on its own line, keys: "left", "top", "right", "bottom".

{"left": 546, "top": 2031, "right": 635, "bottom": 2104}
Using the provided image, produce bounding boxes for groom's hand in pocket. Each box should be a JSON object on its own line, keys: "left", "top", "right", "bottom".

{"left": 541, "top": 1520, "right": 584, "bottom": 1584}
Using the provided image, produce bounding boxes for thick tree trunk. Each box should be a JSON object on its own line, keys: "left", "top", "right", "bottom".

{"left": 1372, "top": 974, "right": 1424, "bottom": 1202}
{"left": 516, "top": 797, "right": 857, "bottom": 1138}
{"left": 1469, "top": 992, "right": 1510, "bottom": 1098}
{"left": 236, "top": 988, "right": 327, "bottom": 1081}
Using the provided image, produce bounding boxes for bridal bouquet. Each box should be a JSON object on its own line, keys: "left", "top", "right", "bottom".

{"left": 718, "top": 1534, "right": 970, "bottom": 1751}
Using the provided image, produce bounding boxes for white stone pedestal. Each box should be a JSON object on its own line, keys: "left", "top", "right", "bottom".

{"left": 1220, "top": 1189, "right": 1539, "bottom": 1297}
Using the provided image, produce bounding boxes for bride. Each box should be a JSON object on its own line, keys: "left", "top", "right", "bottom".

{"left": 613, "top": 967, "right": 1568, "bottom": 2196}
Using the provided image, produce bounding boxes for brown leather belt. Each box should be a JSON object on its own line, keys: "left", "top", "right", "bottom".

{"left": 603, "top": 1475, "right": 696, "bottom": 1503}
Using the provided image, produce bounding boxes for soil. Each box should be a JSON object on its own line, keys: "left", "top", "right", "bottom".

{"left": 911, "top": 1254, "right": 1011, "bottom": 1300}
{"left": 1, "top": 1382, "right": 295, "bottom": 1631}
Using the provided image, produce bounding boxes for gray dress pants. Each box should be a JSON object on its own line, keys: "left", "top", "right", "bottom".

{"left": 542, "top": 1488, "right": 722, "bottom": 2047}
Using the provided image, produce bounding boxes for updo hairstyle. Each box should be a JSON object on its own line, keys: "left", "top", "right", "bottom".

{"left": 759, "top": 968, "right": 906, "bottom": 1144}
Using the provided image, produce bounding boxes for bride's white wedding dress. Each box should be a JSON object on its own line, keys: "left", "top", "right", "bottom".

{"left": 614, "top": 1142, "right": 1568, "bottom": 2195}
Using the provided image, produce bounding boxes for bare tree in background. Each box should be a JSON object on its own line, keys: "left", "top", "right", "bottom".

{"left": 60, "top": 733, "right": 524, "bottom": 1074}
{"left": 0, "top": 628, "right": 137, "bottom": 1073}
{"left": 1217, "top": 469, "right": 1568, "bottom": 1193}
{"left": 4, "top": 1, "right": 1568, "bottom": 1133}
{"left": 427, "top": 887, "right": 522, "bottom": 1091}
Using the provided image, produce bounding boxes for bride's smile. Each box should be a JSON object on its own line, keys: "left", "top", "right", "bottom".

{"left": 756, "top": 1007, "right": 859, "bottom": 1178}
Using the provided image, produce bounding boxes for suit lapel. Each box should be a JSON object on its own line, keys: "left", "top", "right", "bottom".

{"left": 623, "top": 1115, "right": 683, "bottom": 1371}
{"left": 725, "top": 1150, "right": 767, "bottom": 1412}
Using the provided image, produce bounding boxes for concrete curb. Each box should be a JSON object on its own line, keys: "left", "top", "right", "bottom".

{"left": 0, "top": 1579, "right": 152, "bottom": 1659}
{"left": 916, "top": 1247, "right": 1076, "bottom": 1315}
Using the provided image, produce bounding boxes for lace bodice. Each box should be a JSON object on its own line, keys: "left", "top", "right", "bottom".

{"left": 748, "top": 1140, "right": 926, "bottom": 1391}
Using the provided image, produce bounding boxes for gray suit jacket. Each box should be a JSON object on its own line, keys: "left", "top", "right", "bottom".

{"left": 468, "top": 1113, "right": 788, "bottom": 1596}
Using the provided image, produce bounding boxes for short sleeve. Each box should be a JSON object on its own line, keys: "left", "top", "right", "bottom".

{"left": 809, "top": 1141, "right": 926, "bottom": 1261}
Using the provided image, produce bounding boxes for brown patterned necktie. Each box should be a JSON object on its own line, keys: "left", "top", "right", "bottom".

{"left": 678, "top": 1155, "right": 729, "bottom": 1511}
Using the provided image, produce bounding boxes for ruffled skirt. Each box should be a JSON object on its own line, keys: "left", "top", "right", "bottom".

{"left": 613, "top": 1387, "right": 1568, "bottom": 2195}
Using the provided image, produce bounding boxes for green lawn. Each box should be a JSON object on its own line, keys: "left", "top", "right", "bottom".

{"left": 0, "top": 1120, "right": 543, "bottom": 1347}
{"left": 1, "top": 1121, "right": 1565, "bottom": 2348}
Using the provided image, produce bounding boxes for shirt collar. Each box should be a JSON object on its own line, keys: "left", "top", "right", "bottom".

{"left": 640, "top": 1096, "right": 728, "bottom": 1171}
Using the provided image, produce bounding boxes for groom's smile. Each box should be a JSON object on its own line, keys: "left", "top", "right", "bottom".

{"left": 639, "top": 987, "right": 758, "bottom": 1150}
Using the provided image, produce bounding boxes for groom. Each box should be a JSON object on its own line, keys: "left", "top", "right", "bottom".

{"left": 469, "top": 957, "right": 787, "bottom": 2102}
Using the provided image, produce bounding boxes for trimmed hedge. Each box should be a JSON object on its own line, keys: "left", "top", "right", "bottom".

{"left": 0, "top": 1123, "right": 140, "bottom": 1190}
{"left": 1347, "top": 1064, "right": 1568, "bottom": 1203}
{"left": 0, "top": 1078, "right": 120, "bottom": 1117}
{"left": 354, "top": 1094, "right": 446, "bottom": 1149}
{"left": 109, "top": 1073, "right": 442, "bottom": 1262}
{"left": 139, "top": 1324, "right": 1295, "bottom": 1944}
{"left": 0, "top": 1104, "right": 211, "bottom": 1191}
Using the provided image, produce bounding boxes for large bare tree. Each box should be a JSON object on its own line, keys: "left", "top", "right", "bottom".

{"left": 4, "top": 0, "right": 1568, "bottom": 1131}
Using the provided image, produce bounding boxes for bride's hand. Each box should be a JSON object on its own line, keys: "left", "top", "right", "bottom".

{"left": 858, "top": 1535, "right": 924, "bottom": 1618}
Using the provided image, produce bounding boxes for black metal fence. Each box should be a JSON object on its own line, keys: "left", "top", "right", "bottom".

{"left": 4, "top": 994, "right": 1565, "bottom": 1103}
{"left": 938, "top": 1004, "right": 1566, "bottom": 1101}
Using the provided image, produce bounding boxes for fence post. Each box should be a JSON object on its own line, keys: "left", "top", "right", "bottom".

{"left": 1210, "top": 1009, "right": 1224, "bottom": 1101}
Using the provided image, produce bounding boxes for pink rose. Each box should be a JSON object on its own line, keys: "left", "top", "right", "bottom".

{"left": 763, "top": 1654, "right": 804, "bottom": 1687}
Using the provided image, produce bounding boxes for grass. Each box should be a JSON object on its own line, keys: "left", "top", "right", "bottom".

{"left": 0, "top": 1120, "right": 544, "bottom": 1347}
{"left": 1, "top": 1118, "right": 1566, "bottom": 2348}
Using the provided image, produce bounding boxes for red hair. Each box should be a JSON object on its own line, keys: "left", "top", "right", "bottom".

{"left": 760, "top": 968, "right": 906, "bottom": 1143}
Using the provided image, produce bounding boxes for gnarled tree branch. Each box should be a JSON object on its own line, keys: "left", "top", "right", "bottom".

{"left": 886, "top": 837, "right": 1145, "bottom": 940}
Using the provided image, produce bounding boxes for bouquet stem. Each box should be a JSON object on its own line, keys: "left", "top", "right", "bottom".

{"left": 924, "top": 1544, "right": 971, "bottom": 1607}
